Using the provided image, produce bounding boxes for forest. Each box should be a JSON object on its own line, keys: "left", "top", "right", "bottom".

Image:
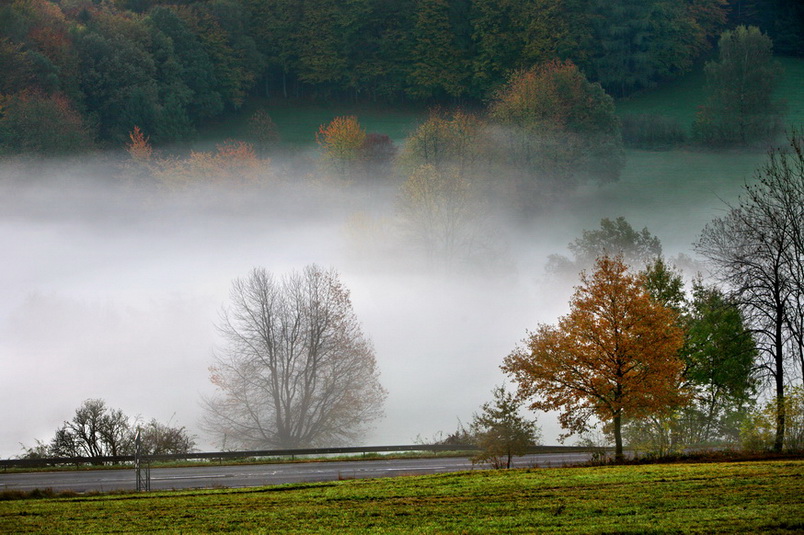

{"left": 0, "top": 0, "right": 801, "bottom": 151}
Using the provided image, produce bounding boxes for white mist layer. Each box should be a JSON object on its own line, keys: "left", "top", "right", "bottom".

{"left": 0, "top": 149, "right": 761, "bottom": 457}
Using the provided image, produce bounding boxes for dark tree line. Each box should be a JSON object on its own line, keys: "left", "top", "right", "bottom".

{"left": 0, "top": 0, "right": 798, "bottom": 154}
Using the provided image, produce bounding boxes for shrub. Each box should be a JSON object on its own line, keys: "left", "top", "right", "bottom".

{"left": 741, "top": 386, "right": 804, "bottom": 452}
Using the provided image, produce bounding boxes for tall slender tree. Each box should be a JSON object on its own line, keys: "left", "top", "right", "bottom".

{"left": 696, "top": 131, "right": 804, "bottom": 451}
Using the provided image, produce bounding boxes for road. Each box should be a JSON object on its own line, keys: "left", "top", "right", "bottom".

{"left": 0, "top": 453, "right": 591, "bottom": 493}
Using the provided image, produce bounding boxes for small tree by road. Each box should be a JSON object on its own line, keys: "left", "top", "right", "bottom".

{"left": 470, "top": 385, "right": 540, "bottom": 469}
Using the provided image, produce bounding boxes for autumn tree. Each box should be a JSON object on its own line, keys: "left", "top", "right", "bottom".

{"left": 396, "top": 164, "right": 499, "bottom": 271}
{"left": 153, "top": 139, "right": 263, "bottom": 188}
{"left": 398, "top": 108, "right": 486, "bottom": 177}
{"left": 0, "top": 91, "right": 94, "bottom": 155}
{"left": 503, "top": 256, "right": 686, "bottom": 462}
{"left": 202, "top": 265, "right": 386, "bottom": 449}
{"left": 470, "top": 385, "right": 541, "bottom": 469}
{"left": 488, "top": 60, "right": 623, "bottom": 209}
{"left": 316, "top": 115, "right": 367, "bottom": 178}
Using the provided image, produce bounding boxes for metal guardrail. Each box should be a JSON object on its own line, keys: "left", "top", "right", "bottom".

{"left": 0, "top": 444, "right": 602, "bottom": 469}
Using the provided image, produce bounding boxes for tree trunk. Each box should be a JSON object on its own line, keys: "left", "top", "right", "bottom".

{"left": 775, "top": 354, "right": 786, "bottom": 452}
{"left": 613, "top": 413, "right": 624, "bottom": 463}
{"left": 774, "top": 303, "right": 786, "bottom": 452}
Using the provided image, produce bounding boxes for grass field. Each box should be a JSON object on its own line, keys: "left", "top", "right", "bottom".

{"left": 1, "top": 460, "right": 801, "bottom": 534}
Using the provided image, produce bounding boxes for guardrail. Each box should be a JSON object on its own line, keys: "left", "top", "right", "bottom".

{"left": 0, "top": 444, "right": 603, "bottom": 469}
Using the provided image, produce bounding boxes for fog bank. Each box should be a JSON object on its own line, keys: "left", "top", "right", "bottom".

{"left": 0, "top": 150, "right": 759, "bottom": 457}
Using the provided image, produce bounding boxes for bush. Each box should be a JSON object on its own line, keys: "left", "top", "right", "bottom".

{"left": 621, "top": 114, "right": 687, "bottom": 149}
{"left": 741, "top": 386, "right": 804, "bottom": 452}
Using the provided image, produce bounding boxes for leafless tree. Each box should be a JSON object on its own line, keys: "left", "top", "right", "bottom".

{"left": 49, "top": 399, "right": 131, "bottom": 462}
{"left": 696, "top": 130, "right": 804, "bottom": 451}
{"left": 202, "top": 265, "right": 386, "bottom": 449}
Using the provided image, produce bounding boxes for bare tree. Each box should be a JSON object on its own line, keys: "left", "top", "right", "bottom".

{"left": 696, "top": 131, "right": 804, "bottom": 451}
{"left": 49, "top": 399, "right": 131, "bottom": 462}
{"left": 135, "top": 418, "right": 196, "bottom": 455}
{"left": 203, "top": 265, "right": 386, "bottom": 449}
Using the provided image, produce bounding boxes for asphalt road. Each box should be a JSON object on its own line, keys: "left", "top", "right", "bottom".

{"left": 0, "top": 453, "right": 591, "bottom": 493}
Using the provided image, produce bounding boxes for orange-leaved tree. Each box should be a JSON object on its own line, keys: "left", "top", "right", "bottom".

{"left": 502, "top": 256, "right": 687, "bottom": 462}
{"left": 316, "top": 115, "right": 366, "bottom": 178}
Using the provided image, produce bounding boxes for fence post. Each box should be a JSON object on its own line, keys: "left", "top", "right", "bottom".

{"left": 135, "top": 430, "right": 150, "bottom": 492}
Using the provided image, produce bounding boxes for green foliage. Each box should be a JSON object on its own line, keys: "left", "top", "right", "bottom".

{"left": 0, "top": 0, "right": 797, "bottom": 156}
{"left": 470, "top": 386, "right": 540, "bottom": 469}
{"left": 587, "top": 0, "right": 727, "bottom": 97}
{"left": 642, "top": 257, "right": 686, "bottom": 312}
{"left": 626, "top": 269, "right": 757, "bottom": 454}
{"left": 728, "top": 0, "right": 804, "bottom": 56}
{"left": 146, "top": 6, "right": 223, "bottom": 122}
{"left": 408, "top": 0, "right": 472, "bottom": 99}
{"left": 2, "top": 461, "right": 802, "bottom": 533}
{"left": 547, "top": 217, "right": 662, "bottom": 275}
{"left": 693, "top": 25, "right": 785, "bottom": 146}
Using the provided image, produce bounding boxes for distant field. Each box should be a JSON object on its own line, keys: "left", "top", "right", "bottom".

{"left": 1, "top": 460, "right": 801, "bottom": 534}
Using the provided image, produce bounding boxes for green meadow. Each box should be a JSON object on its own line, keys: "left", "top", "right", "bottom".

{"left": 1, "top": 460, "right": 801, "bottom": 534}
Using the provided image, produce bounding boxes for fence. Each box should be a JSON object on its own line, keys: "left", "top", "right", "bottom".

{"left": 0, "top": 444, "right": 602, "bottom": 470}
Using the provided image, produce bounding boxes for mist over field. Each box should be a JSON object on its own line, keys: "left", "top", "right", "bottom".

{"left": 0, "top": 149, "right": 763, "bottom": 457}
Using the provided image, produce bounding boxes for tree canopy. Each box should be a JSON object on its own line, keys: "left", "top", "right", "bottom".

{"left": 203, "top": 265, "right": 387, "bottom": 449}
{"left": 2, "top": 0, "right": 791, "bottom": 154}
{"left": 503, "top": 256, "right": 686, "bottom": 462}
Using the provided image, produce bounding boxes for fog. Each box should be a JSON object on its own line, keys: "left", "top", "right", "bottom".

{"left": 0, "top": 150, "right": 762, "bottom": 457}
